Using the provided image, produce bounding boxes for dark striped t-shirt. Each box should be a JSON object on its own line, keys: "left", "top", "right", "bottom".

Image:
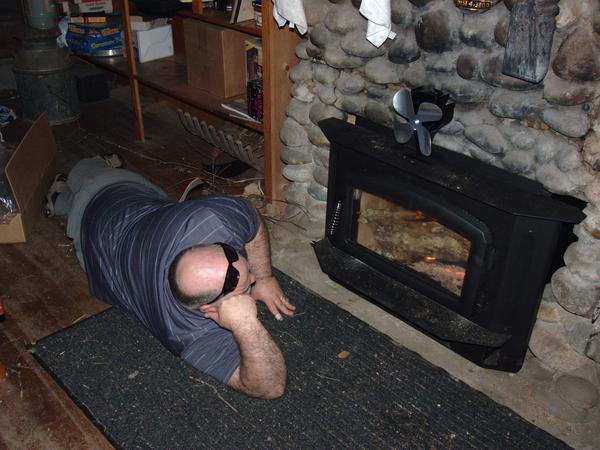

{"left": 80, "top": 182, "right": 260, "bottom": 383}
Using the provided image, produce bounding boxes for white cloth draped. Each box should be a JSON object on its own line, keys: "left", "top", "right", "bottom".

{"left": 271, "top": 0, "right": 395, "bottom": 47}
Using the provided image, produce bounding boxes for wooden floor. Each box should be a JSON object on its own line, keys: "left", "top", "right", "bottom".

{"left": 0, "top": 93, "right": 259, "bottom": 449}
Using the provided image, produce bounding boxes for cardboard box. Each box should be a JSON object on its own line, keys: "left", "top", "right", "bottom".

{"left": 184, "top": 19, "right": 247, "bottom": 98}
{"left": 1, "top": 114, "right": 56, "bottom": 244}
{"left": 133, "top": 24, "right": 174, "bottom": 63}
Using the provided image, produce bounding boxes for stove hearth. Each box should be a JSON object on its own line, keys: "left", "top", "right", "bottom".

{"left": 314, "top": 117, "right": 584, "bottom": 372}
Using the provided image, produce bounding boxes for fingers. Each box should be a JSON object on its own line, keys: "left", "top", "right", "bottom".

{"left": 277, "top": 294, "right": 296, "bottom": 316}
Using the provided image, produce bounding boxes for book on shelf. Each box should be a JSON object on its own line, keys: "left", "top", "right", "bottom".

{"left": 61, "top": 0, "right": 113, "bottom": 15}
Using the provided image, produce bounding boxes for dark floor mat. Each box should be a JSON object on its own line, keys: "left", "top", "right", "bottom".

{"left": 32, "top": 269, "right": 567, "bottom": 449}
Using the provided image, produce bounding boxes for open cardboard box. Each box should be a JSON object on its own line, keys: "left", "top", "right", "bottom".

{"left": 1, "top": 114, "right": 56, "bottom": 243}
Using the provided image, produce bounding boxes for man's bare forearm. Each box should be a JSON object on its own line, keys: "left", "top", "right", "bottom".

{"left": 245, "top": 216, "right": 273, "bottom": 280}
{"left": 228, "top": 318, "right": 286, "bottom": 399}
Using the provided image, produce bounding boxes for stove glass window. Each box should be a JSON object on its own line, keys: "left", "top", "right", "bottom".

{"left": 354, "top": 189, "right": 471, "bottom": 297}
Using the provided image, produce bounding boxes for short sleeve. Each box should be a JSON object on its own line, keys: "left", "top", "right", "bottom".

{"left": 195, "top": 195, "right": 260, "bottom": 252}
{"left": 179, "top": 320, "right": 240, "bottom": 384}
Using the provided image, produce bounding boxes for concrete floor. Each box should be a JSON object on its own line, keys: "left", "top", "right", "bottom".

{"left": 268, "top": 221, "right": 600, "bottom": 449}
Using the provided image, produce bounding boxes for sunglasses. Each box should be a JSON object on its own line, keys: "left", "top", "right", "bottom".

{"left": 212, "top": 242, "right": 240, "bottom": 302}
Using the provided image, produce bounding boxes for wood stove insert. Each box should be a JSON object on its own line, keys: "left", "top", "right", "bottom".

{"left": 314, "top": 118, "right": 584, "bottom": 372}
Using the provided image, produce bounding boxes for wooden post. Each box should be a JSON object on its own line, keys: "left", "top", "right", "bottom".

{"left": 262, "top": 1, "right": 301, "bottom": 206}
{"left": 121, "top": 0, "right": 145, "bottom": 141}
{"left": 191, "top": 0, "right": 204, "bottom": 14}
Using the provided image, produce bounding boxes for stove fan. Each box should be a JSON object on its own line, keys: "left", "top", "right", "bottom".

{"left": 392, "top": 88, "right": 455, "bottom": 156}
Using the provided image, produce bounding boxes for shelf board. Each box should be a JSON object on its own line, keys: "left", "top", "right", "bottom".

{"left": 76, "top": 53, "right": 263, "bottom": 133}
{"left": 178, "top": 9, "right": 262, "bottom": 37}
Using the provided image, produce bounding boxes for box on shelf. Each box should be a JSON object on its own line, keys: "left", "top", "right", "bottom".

{"left": 184, "top": 19, "right": 247, "bottom": 98}
{"left": 245, "top": 38, "right": 262, "bottom": 83}
{"left": 66, "top": 22, "right": 122, "bottom": 55}
{"left": 0, "top": 114, "right": 56, "bottom": 244}
{"left": 132, "top": 23, "right": 174, "bottom": 63}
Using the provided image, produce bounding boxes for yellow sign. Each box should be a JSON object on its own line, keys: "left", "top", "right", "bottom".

{"left": 454, "top": 0, "right": 498, "bottom": 11}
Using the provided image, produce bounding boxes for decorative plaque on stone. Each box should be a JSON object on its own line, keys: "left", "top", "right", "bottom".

{"left": 453, "top": 0, "right": 499, "bottom": 11}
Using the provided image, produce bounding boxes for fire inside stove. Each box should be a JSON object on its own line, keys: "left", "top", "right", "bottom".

{"left": 354, "top": 190, "right": 470, "bottom": 297}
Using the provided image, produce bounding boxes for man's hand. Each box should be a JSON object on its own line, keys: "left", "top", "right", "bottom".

{"left": 200, "top": 294, "right": 257, "bottom": 330}
{"left": 251, "top": 275, "right": 295, "bottom": 321}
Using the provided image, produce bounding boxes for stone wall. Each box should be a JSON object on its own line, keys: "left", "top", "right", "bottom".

{"left": 280, "top": 0, "right": 600, "bottom": 380}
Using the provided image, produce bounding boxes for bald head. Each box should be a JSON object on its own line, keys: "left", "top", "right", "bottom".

{"left": 168, "top": 245, "right": 227, "bottom": 308}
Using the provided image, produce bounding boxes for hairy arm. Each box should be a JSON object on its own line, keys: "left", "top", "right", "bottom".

{"left": 201, "top": 294, "right": 286, "bottom": 399}
{"left": 246, "top": 215, "right": 295, "bottom": 319}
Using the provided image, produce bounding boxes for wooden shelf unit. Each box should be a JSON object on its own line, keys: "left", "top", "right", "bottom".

{"left": 84, "top": 0, "right": 301, "bottom": 202}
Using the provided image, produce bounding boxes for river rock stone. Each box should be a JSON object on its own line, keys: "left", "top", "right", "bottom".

{"left": 494, "top": 13, "right": 509, "bottom": 46}
{"left": 283, "top": 162, "right": 315, "bottom": 182}
{"left": 313, "top": 64, "right": 340, "bottom": 85}
{"left": 325, "top": 3, "right": 365, "bottom": 34}
{"left": 556, "top": 374, "right": 600, "bottom": 411}
{"left": 336, "top": 91, "right": 368, "bottom": 115}
{"left": 501, "top": 149, "right": 535, "bottom": 174}
{"left": 283, "top": 181, "right": 309, "bottom": 206}
{"left": 543, "top": 68, "right": 600, "bottom": 106}
{"left": 460, "top": 5, "right": 508, "bottom": 49}
{"left": 304, "top": 0, "right": 333, "bottom": 26}
{"left": 481, "top": 54, "right": 540, "bottom": 90}
{"left": 529, "top": 320, "right": 591, "bottom": 372}
{"left": 503, "top": 123, "right": 537, "bottom": 150}
{"left": 423, "top": 51, "right": 459, "bottom": 73}
{"left": 535, "top": 161, "right": 581, "bottom": 196}
{"left": 433, "top": 134, "right": 472, "bottom": 157}
{"left": 335, "top": 72, "right": 365, "bottom": 94}
{"left": 542, "top": 107, "right": 592, "bottom": 138}
{"left": 281, "top": 144, "right": 314, "bottom": 165}
{"left": 403, "top": 60, "right": 428, "bottom": 88}
{"left": 287, "top": 98, "right": 314, "bottom": 125}
{"left": 464, "top": 124, "right": 511, "bottom": 155}
{"left": 553, "top": 26, "right": 600, "bottom": 82}
{"left": 305, "top": 194, "right": 327, "bottom": 220}
{"left": 364, "top": 56, "right": 404, "bottom": 84}
{"left": 364, "top": 100, "right": 394, "bottom": 126}
{"left": 313, "top": 164, "right": 329, "bottom": 186}
{"left": 586, "top": 333, "right": 600, "bottom": 363}
{"left": 583, "top": 132, "right": 600, "bottom": 172}
{"left": 408, "top": 0, "right": 437, "bottom": 8}
{"left": 310, "top": 23, "right": 337, "bottom": 49}
{"left": 295, "top": 42, "right": 310, "bottom": 60}
{"left": 289, "top": 61, "right": 314, "bottom": 83}
{"left": 456, "top": 52, "right": 480, "bottom": 80}
{"left": 488, "top": 88, "right": 546, "bottom": 119}
{"left": 564, "top": 241, "right": 600, "bottom": 282}
{"left": 443, "top": 76, "right": 493, "bottom": 103}
{"left": 305, "top": 41, "right": 323, "bottom": 59}
{"left": 315, "top": 84, "right": 337, "bottom": 105}
{"left": 584, "top": 175, "right": 600, "bottom": 204}
{"left": 312, "top": 144, "right": 331, "bottom": 167}
{"left": 323, "top": 46, "right": 365, "bottom": 69}
{"left": 308, "top": 180, "right": 328, "bottom": 201}
{"left": 292, "top": 83, "right": 316, "bottom": 103}
{"left": 391, "top": 0, "right": 414, "bottom": 26}
{"left": 555, "top": 143, "right": 583, "bottom": 172}
{"left": 582, "top": 204, "right": 600, "bottom": 240}
{"left": 342, "top": 30, "right": 387, "bottom": 58}
{"left": 535, "top": 131, "right": 573, "bottom": 164}
{"left": 388, "top": 28, "right": 421, "bottom": 64}
{"left": 307, "top": 124, "right": 330, "bottom": 147}
{"left": 309, "top": 100, "right": 345, "bottom": 124}
{"left": 415, "top": 7, "right": 461, "bottom": 53}
{"left": 552, "top": 267, "right": 600, "bottom": 317}
{"left": 281, "top": 118, "right": 310, "bottom": 146}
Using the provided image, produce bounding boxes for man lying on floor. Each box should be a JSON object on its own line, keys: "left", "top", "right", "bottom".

{"left": 44, "top": 155, "right": 295, "bottom": 399}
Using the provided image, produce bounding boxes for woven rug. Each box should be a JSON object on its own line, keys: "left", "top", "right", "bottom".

{"left": 33, "top": 269, "right": 566, "bottom": 449}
